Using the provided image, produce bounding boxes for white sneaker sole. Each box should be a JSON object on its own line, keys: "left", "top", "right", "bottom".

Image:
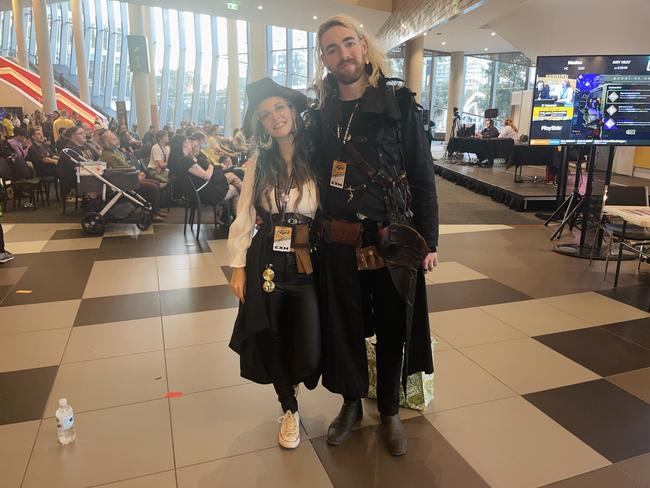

{"left": 0, "top": 256, "right": 15, "bottom": 263}
{"left": 279, "top": 434, "right": 300, "bottom": 449}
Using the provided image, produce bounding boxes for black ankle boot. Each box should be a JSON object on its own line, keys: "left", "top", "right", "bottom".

{"left": 326, "top": 399, "right": 363, "bottom": 446}
{"left": 380, "top": 414, "right": 407, "bottom": 456}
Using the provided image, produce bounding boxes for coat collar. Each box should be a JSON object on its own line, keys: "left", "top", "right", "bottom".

{"left": 319, "top": 77, "right": 403, "bottom": 128}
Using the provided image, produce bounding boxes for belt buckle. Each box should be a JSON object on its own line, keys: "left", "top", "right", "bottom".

{"left": 287, "top": 217, "right": 298, "bottom": 225}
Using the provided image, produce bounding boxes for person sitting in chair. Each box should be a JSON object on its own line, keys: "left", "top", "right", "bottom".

{"left": 168, "top": 134, "right": 229, "bottom": 207}
{"left": 98, "top": 129, "right": 166, "bottom": 222}
{"left": 480, "top": 119, "right": 499, "bottom": 139}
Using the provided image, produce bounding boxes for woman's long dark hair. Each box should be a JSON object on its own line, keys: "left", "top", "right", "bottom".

{"left": 251, "top": 103, "right": 313, "bottom": 214}
{"left": 169, "top": 134, "right": 187, "bottom": 171}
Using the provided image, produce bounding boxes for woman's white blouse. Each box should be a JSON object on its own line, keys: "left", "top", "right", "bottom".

{"left": 227, "top": 153, "right": 318, "bottom": 268}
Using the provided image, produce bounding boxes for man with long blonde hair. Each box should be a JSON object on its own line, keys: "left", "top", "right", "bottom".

{"left": 307, "top": 15, "right": 439, "bottom": 456}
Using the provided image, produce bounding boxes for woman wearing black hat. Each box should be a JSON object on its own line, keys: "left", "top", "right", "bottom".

{"left": 228, "top": 78, "right": 320, "bottom": 449}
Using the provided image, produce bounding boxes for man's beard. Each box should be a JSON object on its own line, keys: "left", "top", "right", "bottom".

{"left": 331, "top": 59, "right": 365, "bottom": 85}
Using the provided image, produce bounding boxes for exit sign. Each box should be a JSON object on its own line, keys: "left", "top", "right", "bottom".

{"left": 226, "top": 2, "right": 239, "bottom": 10}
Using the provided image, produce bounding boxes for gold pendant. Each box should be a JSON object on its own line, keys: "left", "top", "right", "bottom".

{"left": 262, "top": 280, "right": 275, "bottom": 293}
{"left": 262, "top": 265, "right": 275, "bottom": 293}
{"left": 262, "top": 268, "right": 275, "bottom": 281}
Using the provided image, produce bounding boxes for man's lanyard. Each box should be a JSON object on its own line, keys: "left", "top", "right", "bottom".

{"left": 337, "top": 102, "right": 360, "bottom": 144}
{"left": 158, "top": 143, "right": 167, "bottom": 162}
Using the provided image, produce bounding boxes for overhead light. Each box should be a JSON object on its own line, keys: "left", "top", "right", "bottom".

{"left": 258, "top": 5, "right": 263, "bottom": 9}
{"left": 360, "top": 24, "right": 364, "bottom": 28}
{"left": 441, "top": 41, "right": 446, "bottom": 45}
{"left": 313, "top": 15, "right": 318, "bottom": 20}
{"left": 423, "top": 32, "right": 427, "bottom": 36}
{"left": 491, "top": 32, "right": 496, "bottom": 36}
{"left": 484, "top": 47, "right": 489, "bottom": 51}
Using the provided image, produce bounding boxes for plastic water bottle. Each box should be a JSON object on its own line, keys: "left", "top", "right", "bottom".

{"left": 55, "top": 398, "right": 76, "bottom": 445}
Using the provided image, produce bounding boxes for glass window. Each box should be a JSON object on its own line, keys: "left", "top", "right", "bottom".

{"left": 431, "top": 55, "right": 450, "bottom": 133}
{"left": 238, "top": 20, "right": 248, "bottom": 117}
{"left": 182, "top": 11, "right": 195, "bottom": 122}
{"left": 166, "top": 9, "right": 179, "bottom": 125}
{"left": 421, "top": 54, "right": 433, "bottom": 114}
{"left": 462, "top": 56, "right": 493, "bottom": 121}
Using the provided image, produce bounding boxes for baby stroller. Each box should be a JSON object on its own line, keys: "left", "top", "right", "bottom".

{"left": 62, "top": 148, "right": 153, "bottom": 236}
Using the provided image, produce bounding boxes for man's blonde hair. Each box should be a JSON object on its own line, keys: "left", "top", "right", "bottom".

{"left": 314, "top": 15, "right": 390, "bottom": 106}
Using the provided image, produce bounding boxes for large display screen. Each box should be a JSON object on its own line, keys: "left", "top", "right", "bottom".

{"left": 530, "top": 55, "right": 650, "bottom": 146}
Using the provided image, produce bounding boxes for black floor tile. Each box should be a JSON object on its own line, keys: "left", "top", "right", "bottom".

{"left": 540, "top": 465, "right": 638, "bottom": 488}
{"left": 426, "top": 279, "right": 530, "bottom": 313}
{"left": 310, "top": 416, "right": 489, "bottom": 488}
{"left": 599, "top": 284, "right": 650, "bottom": 313}
{"left": 0, "top": 266, "right": 28, "bottom": 286}
{"left": 535, "top": 327, "right": 650, "bottom": 377}
{"left": 96, "top": 234, "right": 156, "bottom": 261}
{"left": 525, "top": 379, "right": 650, "bottom": 463}
{"left": 616, "top": 452, "right": 650, "bottom": 487}
{"left": 1, "top": 249, "right": 96, "bottom": 306}
{"left": 603, "top": 317, "right": 650, "bottom": 350}
{"left": 74, "top": 291, "right": 161, "bottom": 326}
{"left": 160, "top": 285, "right": 238, "bottom": 316}
{"left": 0, "top": 284, "right": 12, "bottom": 303}
{"left": 51, "top": 228, "right": 92, "bottom": 240}
{"left": 221, "top": 266, "right": 233, "bottom": 282}
{"left": 0, "top": 366, "right": 58, "bottom": 425}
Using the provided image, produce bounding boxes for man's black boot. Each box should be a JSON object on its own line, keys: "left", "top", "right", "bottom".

{"left": 380, "top": 414, "right": 408, "bottom": 456}
{"left": 326, "top": 399, "right": 363, "bottom": 446}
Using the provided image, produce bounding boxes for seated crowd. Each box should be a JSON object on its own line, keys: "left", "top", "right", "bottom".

{"left": 0, "top": 108, "right": 249, "bottom": 225}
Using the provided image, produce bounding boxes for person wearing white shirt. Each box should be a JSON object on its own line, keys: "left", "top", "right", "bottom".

{"left": 147, "top": 130, "right": 170, "bottom": 183}
{"left": 498, "top": 118, "right": 518, "bottom": 140}
{"left": 556, "top": 80, "right": 574, "bottom": 105}
{"left": 228, "top": 78, "right": 320, "bottom": 451}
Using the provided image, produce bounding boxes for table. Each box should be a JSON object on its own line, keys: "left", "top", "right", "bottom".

{"left": 446, "top": 137, "right": 514, "bottom": 166}
{"left": 602, "top": 205, "right": 650, "bottom": 286}
{"left": 510, "top": 145, "right": 558, "bottom": 182}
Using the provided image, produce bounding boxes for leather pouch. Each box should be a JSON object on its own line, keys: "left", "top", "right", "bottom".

{"left": 356, "top": 245, "right": 386, "bottom": 271}
{"left": 324, "top": 220, "right": 363, "bottom": 247}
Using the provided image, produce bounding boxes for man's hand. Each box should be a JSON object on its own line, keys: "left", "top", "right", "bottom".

{"left": 138, "top": 171, "right": 146, "bottom": 182}
{"left": 422, "top": 252, "right": 438, "bottom": 272}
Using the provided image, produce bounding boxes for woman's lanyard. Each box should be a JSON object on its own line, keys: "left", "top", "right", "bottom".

{"left": 274, "top": 173, "right": 294, "bottom": 223}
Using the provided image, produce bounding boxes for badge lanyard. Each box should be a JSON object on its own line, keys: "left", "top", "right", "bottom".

{"left": 337, "top": 102, "right": 360, "bottom": 146}
{"left": 274, "top": 173, "right": 295, "bottom": 223}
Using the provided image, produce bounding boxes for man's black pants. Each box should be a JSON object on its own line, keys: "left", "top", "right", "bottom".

{"left": 345, "top": 267, "right": 406, "bottom": 416}
{"left": 0, "top": 223, "right": 5, "bottom": 252}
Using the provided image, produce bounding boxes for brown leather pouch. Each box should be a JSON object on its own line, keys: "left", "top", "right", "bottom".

{"left": 323, "top": 220, "right": 363, "bottom": 247}
{"left": 356, "top": 245, "right": 386, "bottom": 271}
{"left": 293, "top": 224, "right": 313, "bottom": 275}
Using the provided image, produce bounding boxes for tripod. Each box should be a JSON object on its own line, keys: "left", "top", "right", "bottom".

{"left": 546, "top": 156, "right": 586, "bottom": 240}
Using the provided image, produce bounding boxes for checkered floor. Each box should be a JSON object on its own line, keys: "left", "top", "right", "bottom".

{"left": 1, "top": 220, "right": 649, "bottom": 488}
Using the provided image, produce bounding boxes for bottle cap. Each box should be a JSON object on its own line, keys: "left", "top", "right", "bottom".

{"left": 58, "top": 398, "right": 67, "bottom": 407}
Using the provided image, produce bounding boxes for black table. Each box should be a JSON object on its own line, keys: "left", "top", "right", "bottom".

{"left": 447, "top": 137, "right": 514, "bottom": 166}
{"left": 510, "top": 145, "right": 559, "bottom": 182}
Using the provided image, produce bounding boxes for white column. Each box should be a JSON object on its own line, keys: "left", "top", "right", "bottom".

{"left": 11, "top": 0, "right": 28, "bottom": 68}
{"left": 248, "top": 21, "right": 267, "bottom": 82}
{"left": 32, "top": 0, "right": 57, "bottom": 112}
{"left": 445, "top": 51, "right": 464, "bottom": 141}
{"left": 226, "top": 17, "right": 241, "bottom": 134}
{"left": 404, "top": 35, "right": 424, "bottom": 103}
{"left": 142, "top": 5, "right": 158, "bottom": 128}
{"left": 70, "top": 0, "right": 90, "bottom": 103}
{"left": 128, "top": 4, "right": 151, "bottom": 136}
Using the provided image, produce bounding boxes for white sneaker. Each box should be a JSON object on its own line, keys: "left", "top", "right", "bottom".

{"left": 277, "top": 410, "right": 300, "bottom": 449}
{"left": 0, "top": 251, "right": 14, "bottom": 264}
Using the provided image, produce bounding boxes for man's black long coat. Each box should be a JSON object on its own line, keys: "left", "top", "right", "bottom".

{"left": 306, "top": 78, "right": 439, "bottom": 397}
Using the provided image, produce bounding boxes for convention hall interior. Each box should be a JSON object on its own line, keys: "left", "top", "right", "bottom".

{"left": 0, "top": 0, "right": 650, "bottom": 486}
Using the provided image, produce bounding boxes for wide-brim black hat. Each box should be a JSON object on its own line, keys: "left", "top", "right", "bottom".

{"left": 242, "top": 77, "right": 308, "bottom": 137}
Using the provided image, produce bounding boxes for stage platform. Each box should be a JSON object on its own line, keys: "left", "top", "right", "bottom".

{"left": 433, "top": 160, "right": 557, "bottom": 211}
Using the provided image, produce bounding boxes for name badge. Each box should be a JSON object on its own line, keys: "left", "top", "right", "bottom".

{"left": 330, "top": 160, "right": 347, "bottom": 189}
{"left": 272, "top": 226, "right": 292, "bottom": 252}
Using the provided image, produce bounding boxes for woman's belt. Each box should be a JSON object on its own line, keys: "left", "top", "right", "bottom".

{"left": 271, "top": 212, "right": 312, "bottom": 225}
{"left": 269, "top": 213, "right": 313, "bottom": 275}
